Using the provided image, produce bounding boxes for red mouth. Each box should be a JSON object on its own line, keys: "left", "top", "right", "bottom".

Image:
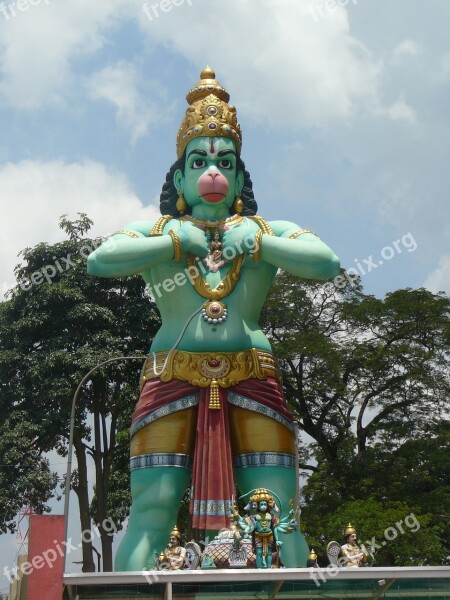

{"left": 202, "top": 193, "right": 226, "bottom": 202}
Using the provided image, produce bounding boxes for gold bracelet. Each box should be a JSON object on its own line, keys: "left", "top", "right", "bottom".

{"left": 288, "top": 228, "right": 318, "bottom": 239}
{"left": 111, "top": 229, "right": 140, "bottom": 238}
{"left": 253, "top": 230, "right": 264, "bottom": 262}
{"left": 168, "top": 229, "right": 182, "bottom": 262}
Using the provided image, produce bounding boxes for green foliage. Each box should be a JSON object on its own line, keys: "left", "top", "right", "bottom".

{"left": 262, "top": 271, "right": 450, "bottom": 565}
{"left": 0, "top": 412, "right": 58, "bottom": 533}
{"left": 0, "top": 214, "right": 160, "bottom": 569}
{"left": 304, "top": 498, "right": 444, "bottom": 567}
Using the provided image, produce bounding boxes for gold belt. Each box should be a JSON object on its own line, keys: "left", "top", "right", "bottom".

{"left": 255, "top": 531, "right": 274, "bottom": 556}
{"left": 141, "top": 349, "right": 281, "bottom": 410}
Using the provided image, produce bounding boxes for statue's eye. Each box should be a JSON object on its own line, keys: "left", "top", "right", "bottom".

{"left": 192, "top": 159, "right": 206, "bottom": 169}
{"left": 218, "top": 159, "right": 232, "bottom": 169}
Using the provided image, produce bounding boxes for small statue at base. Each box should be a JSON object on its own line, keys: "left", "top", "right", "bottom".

{"left": 340, "top": 523, "right": 367, "bottom": 567}
{"left": 157, "top": 526, "right": 186, "bottom": 570}
{"left": 232, "top": 488, "right": 298, "bottom": 569}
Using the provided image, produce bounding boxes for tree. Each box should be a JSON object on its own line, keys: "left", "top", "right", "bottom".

{"left": 0, "top": 214, "right": 160, "bottom": 571}
{"left": 0, "top": 409, "right": 57, "bottom": 533}
{"left": 261, "top": 272, "right": 450, "bottom": 565}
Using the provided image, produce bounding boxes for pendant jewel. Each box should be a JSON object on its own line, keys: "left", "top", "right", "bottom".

{"left": 202, "top": 300, "right": 228, "bottom": 324}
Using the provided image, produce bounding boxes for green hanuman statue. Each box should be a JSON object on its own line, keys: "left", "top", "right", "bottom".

{"left": 87, "top": 67, "right": 340, "bottom": 571}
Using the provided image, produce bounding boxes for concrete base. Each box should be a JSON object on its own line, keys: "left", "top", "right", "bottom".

{"left": 64, "top": 566, "right": 450, "bottom": 600}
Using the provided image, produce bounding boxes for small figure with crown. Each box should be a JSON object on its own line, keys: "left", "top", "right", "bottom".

{"left": 157, "top": 525, "right": 186, "bottom": 570}
{"left": 232, "top": 488, "right": 298, "bottom": 568}
{"left": 340, "top": 523, "right": 368, "bottom": 567}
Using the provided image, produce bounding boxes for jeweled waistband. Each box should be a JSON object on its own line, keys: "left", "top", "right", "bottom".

{"left": 141, "top": 348, "right": 281, "bottom": 390}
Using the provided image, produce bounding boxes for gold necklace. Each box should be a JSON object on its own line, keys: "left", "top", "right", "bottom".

{"left": 181, "top": 214, "right": 244, "bottom": 228}
{"left": 186, "top": 253, "right": 245, "bottom": 325}
{"left": 258, "top": 514, "right": 270, "bottom": 528}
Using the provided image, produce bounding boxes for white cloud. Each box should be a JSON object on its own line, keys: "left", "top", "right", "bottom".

{"left": 0, "top": 0, "right": 383, "bottom": 126}
{"left": 0, "top": 0, "right": 127, "bottom": 108}
{"left": 391, "top": 39, "right": 424, "bottom": 64}
{"left": 0, "top": 0, "right": 401, "bottom": 132}
{"left": 0, "top": 159, "right": 159, "bottom": 297}
{"left": 136, "top": 0, "right": 382, "bottom": 128}
{"left": 423, "top": 255, "right": 450, "bottom": 294}
{"left": 87, "top": 61, "right": 174, "bottom": 142}
{"left": 384, "top": 95, "right": 416, "bottom": 123}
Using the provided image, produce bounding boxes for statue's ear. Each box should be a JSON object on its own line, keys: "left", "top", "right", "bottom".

{"left": 236, "top": 169, "right": 244, "bottom": 196}
{"left": 173, "top": 169, "right": 184, "bottom": 192}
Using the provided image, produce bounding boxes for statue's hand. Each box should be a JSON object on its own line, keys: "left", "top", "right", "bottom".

{"left": 177, "top": 223, "right": 208, "bottom": 258}
{"left": 222, "top": 222, "right": 256, "bottom": 257}
{"left": 276, "top": 541, "right": 283, "bottom": 547}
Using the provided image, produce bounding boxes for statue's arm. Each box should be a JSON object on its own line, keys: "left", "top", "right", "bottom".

{"left": 236, "top": 514, "right": 253, "bottom": 534}
{"left": 87, "top": 220, "right": 175, "bottom": 278}
{"left": 87, "top": 219, "right": 209, "bottom": 278}
{"left": 261, "top": 220, "right": 340, "bottom": 281}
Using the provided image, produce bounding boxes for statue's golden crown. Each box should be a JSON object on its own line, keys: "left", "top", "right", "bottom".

{"left": 249, "top": 488, "right": 273, "bottom": 504}
{"left": 170, "top": 525, "right": 181, "bottom": 538}
{"left": 344, "top": 523, "right": 356, "bottom": 537}
{"left": 176, "top": 66, "right": 242, "bottom": 159}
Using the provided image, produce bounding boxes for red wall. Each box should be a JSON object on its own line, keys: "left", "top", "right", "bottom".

{"left": 26, "top": 514, "right": 65, "bottom": 600}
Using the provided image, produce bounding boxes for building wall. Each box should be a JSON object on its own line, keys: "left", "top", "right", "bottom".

{"left": 26, "top": 515, "right": 64, "bottom": 600}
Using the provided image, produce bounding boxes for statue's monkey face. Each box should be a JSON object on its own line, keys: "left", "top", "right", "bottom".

{"left": 174, "top": 136, "right": 244, "bottom": 210}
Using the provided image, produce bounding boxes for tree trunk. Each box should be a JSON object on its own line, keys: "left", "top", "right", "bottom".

{"left": 100, "top": 531, "right": 114, "bottom": 572}
{"left": 73, "top": 432, "right": 96, "bottom": 572}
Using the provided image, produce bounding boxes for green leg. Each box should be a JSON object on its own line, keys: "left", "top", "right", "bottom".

{"left": 235, "top": 466, "right": 309, "bottom": 568}
{"left": 115, "top": 467, "right": 191, "bottom": 571}
{"left": 256, "top": 548, "right": 263, "bottom": 568}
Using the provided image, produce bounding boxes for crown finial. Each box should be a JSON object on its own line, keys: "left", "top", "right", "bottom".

{"left": 200, "top": 65, "right": 215, "bottom": 79}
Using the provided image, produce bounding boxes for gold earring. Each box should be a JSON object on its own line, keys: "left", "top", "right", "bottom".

{"left": 233, "top": 195, "right": 244, "bottom": 215}
{"left": 176, "top": 189, "right": 187, "bottom": 215}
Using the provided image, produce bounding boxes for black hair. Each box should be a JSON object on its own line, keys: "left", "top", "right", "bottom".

{"left": 159, "top": 152, "right": 257, "bottom": 217}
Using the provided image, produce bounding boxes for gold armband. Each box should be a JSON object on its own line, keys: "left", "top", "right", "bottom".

{"left": 150, "top": 215, "right": 173, "bottom": 236}
{"left": 288, "top": 228, "right": 318, "bottom": 239}
{"left": 248, "top": 215, "right": 275, "bottom": 236}
{"left": 253, "top": 230, "right": 264, "bottom": 263}
{"left": 111, "top": 229, "right": 140, "bottom": 238}
{"left": 168, "top": 229, "right": 182, "bottom": 262}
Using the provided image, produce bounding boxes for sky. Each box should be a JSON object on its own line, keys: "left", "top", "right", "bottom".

{"left": 0, "top": 0, "right": 449, "bottom": 587}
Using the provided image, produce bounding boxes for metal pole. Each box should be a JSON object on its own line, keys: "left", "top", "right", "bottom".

{"left": 294, "top": 422, "right": 300, "bottom": 519}
{"left": 165, "top": 581, "right": 173, "bottom": 600}
{"left": 63, "top": 355, "right": 146, "bottom": 572}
